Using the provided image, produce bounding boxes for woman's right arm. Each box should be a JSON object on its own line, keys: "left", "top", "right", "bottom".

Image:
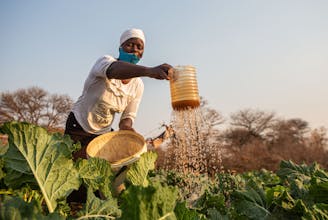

{"left": 106, "top": 61, "right": 172, "bottom": 80}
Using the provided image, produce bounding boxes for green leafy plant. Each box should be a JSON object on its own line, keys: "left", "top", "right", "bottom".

{"left": 0, "top": 122, "right": 327, "bottom": 219}
{"left": 1, "top": 122, "right": 80, "bottom": 213}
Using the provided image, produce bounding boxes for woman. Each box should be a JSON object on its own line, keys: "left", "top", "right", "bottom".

{"left": 65, "top": 28, "right": 173, "bottom": 160}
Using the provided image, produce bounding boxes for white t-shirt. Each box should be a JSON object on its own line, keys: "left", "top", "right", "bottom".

{"left": 72, "top": 55, "right": 144, "bottom": 134}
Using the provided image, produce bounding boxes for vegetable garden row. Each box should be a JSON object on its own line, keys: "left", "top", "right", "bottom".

{"left": 0, "top": 122, "right": 327, "bottom": 219}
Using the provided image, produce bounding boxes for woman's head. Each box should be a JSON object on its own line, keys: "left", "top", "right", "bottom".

{"left": 120, "top": 28, "right": 145, "bottom": 46}
{"left": 118, "top": 28, "right": 145, "bottom": 63}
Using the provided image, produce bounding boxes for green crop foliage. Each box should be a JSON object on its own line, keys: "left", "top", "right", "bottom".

{"left": 0, "top": 122, "right": 327, "bottom": 219}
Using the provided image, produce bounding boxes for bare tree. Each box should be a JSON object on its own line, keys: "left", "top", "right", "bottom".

{"left": 224, "top": 128, "right": 252, "bottom": 147}
{"left": 269, "top": 118, "right": 309, "bottom": 145}
{"left": 230, "top": 108, "right": 276, "bottom": 138}
{"left": 308, "top": 127, "right": 328, "bottom": 149}
{"left": 200, "top": 97, "right": 225, "bottom": 129}
{"left": 0, "top": 87, "right": 73, "bottom": 129}
{"left": 222, "top": 109, "right": 276, "bottom": 147}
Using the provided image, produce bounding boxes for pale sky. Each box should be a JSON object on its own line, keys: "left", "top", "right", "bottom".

{"left": 1, "top": 1, "right": 327, "bottom": 137}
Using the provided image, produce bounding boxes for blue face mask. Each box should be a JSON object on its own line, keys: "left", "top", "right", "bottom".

{"left": 118, "top": 47, "right": 140, "bottom": 64}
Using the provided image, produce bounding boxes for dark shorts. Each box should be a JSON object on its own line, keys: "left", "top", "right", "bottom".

{"left": 64, "top": 112, "right": 100, "bottom": 160}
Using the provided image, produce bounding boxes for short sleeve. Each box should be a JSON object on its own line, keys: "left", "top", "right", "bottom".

{"left": 90, "top": 55, "right": 116, "bottom": 78}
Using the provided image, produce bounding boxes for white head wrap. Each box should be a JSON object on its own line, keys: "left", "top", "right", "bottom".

{"left": 120, "top": 28, "right": 146, "bottom": 46}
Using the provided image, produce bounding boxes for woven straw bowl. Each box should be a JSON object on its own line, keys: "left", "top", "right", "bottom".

{"left": 86, "top": 130, "right": 147, "bottom": 169}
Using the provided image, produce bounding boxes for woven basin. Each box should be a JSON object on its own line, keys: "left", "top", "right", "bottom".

{"left": 86, "top": 130, "right": 147, "bottom": 169}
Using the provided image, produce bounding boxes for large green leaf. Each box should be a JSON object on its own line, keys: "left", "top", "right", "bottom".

{"left": 309, "top": 180, "right": 328, "bottom": 203}
{"left": 309, "top": 203, "right": 328, "bottom": 220}
{"left": 194, "top": 190, "right": 227, "bottom": 215}
{"left": 266, "top": 185, "right": 291, "bottom": 209}
{"left": 174, "top": 202, "right": 205, "bottom": 220}
{"left": 77, "top": 187, "right": 121, "bottom": 219}
{"left": 77, "top": 157, "right": 114, "bottom": 198}
{"left": 232, "top": 187, "right": 271, "bottom": 219}
{"left": 1, "top": 122, "right": 81, "bottom": 213}
{"left": 0, "top": 195, "right": 65, "bottom": 220}
{"left": 277, "top": 160, "right": 313, "bottom": 200}
{"left": 126, "top": 151, "right": 157, "bottom": 187}
{"left": 207, "top": 208, "right": 230, "bottom": 220}
{"left": 119, "top": 181, "right": 178, "bottom": 220}
{"left": 277, "top": 160, "right": 320, "bottom": 183}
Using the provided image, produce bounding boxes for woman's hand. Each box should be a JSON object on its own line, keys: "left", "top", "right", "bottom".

{"left": 147, "top": 64, "right": 173, "bottom": 80}
{"left": 119, "top": 118, "right": 135, "bottom": 132}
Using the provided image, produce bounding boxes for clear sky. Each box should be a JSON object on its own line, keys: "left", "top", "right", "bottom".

{"left": 1, "top": 1, "right": 327, "bottom": 137}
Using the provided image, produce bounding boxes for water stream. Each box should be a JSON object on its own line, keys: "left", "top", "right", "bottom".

{"left": 163, "top": 107, "right": 222, "bottom": 200}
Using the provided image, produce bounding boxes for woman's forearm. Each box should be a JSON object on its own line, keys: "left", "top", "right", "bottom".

{"left": 107, "top": 61, "right": 171, "bottom": 80}
{"left": 106, "top": 61, "right": 150, "bottom": 79}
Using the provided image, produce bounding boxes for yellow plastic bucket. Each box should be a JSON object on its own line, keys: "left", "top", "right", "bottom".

{"left": 169, "top": 65, "right": 200, "bottom": 110}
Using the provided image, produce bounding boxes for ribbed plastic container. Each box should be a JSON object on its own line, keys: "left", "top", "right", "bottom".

{"left": 169, "top": 65, "right": 200, "bottom": 110}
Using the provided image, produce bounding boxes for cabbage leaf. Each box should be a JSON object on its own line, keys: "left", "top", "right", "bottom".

{"left": 77, "top": 157, "right": 115, "bottom": 198}
{"left": 77, "top": 187, "right": 121, "bottom": 219}
{"left": 120, "top": 181, "right": 178, "bottom": 220}
{"left": 126, "top": 151, "right": 157, "bottom": 187}
{"left": 0, "top": 122, "right": 81, "bottom": 213}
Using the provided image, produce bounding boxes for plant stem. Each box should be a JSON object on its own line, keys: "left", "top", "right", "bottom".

{"left": 76, "top": 214, "right": 116, "bottom": 220}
